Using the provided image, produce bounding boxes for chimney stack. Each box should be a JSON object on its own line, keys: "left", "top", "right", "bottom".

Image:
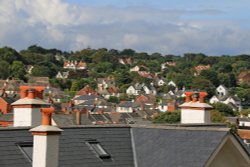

{"left": 180, "top": 91, "right": 212, "bottom": 124}
{"left": 12, "top": 86, "right": 49, "bottom": 127}
{"left": 75, "top": 109, "right": 81, "bottom": 125}
{"left": 30, "top": 107, "right": 62, "bottom": 167}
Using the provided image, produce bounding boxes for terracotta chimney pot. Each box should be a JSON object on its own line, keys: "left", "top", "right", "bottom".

{"left": 28, "top": 89, "right": 36, "bottom": 99}
{"left": 199, "top": 92, "right": 208, "bottom": 103}
{"left": 185, "top": 92, "right": 193, "bottom": 102}
{"left": 41, "top": 107, "right": 55, "bottom": 126}
{"left": 20, "top": 86, "right": 29, "bottom": 98}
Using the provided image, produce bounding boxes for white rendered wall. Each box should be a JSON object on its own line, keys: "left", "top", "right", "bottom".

{"left": 239, "top": 121, "right": 250, "bottom": 127}
{"left": 33, "top": 135, "right": 59, "bottom": 167}
{"left": 14, "top": 108, "right": 41, "bottom": 127}
{"left": 116, "top": 107, "right": 133, "bottom": 113}
{"left": 181, "top": 109, "right": 210, "bottom": 124}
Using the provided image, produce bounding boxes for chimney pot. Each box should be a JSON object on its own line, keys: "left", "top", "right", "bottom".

{"left": 199, "top": 92, "right": 208, "bottom": 103}
{"left": 185, "top": 92, "right": 193, "bottom": 102}
{"left": 20, "top": 86, "right": 29, "bottom": 98}
{"left": 75, "top": 110, "right": 81, "bottom": 125}
{"left": 28, "top": 89, "right": 36, "bottom": 99}
{"left": 41, "top": 107, "right": 55, "bottom": 126}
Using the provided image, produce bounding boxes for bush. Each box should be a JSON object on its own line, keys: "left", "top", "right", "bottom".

{"left": 153, "top": 111, "right": 180, "bottom": 124}
{"left": 212, "top": 102, "right": 235, "bottom": 116}
{"left": 211, "top": 110, "right": 226, "bottom": 123}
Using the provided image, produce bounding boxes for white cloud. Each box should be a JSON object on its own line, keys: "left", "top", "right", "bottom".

{"left": 0, "top": 0, "right": 249, "bottom": 55}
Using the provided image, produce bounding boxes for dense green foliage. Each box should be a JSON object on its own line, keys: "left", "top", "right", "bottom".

{"left": 0, "top": 45, "right": 249, "bottom": 107}
{"left": 212, "top": 102, "right": 235, "bottom": 116}
{"left": 153, "top": 111, "right": 181, "bottom": 123}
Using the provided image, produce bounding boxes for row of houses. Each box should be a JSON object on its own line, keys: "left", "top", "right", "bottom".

{"left": 0, "top": 87, "right": 249, "bottom": 167}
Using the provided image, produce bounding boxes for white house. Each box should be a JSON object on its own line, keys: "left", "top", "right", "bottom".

{"left": 168, "top": 80, "right": 176, "bottom": 87}
{"left": 155, "top": 78, "right": 166, "bottom": 86}
{"left": 116, "top": 101, "right": 140, "bottom": 113}
{"left": 239, "top": 117, "right": 250, "bottom": 127}
{"left": 216, "top": 85, "right": 228, "bottom": 96}
{"left": 126, "top": 83, "right": 156, "bottom": 96}
{"left": 126, "top": 85, "right": 140, "bottom": 96}
{"left": 143, "top": 85, "right": 157, "bottom": 95}
{"left": 210, "top": 85, "right": 242, "bottom": 111}
{"left": 56, "top": 71, "right": 69, "bottom": 79}
{"left": 130, "top": 65, "right": 140, "bottom": 72}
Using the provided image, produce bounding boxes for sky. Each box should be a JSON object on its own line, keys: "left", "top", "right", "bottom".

{"left": 0, "top": 0, "right": 250, "bottom": 55}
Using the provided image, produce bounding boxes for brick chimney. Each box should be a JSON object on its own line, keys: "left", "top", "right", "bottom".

{"left": 30, "top": 107, "right": 62, "bottom": 167}
{"left": 12, "top": 86, "right": 50, "bottom": 127}
{"left": 180, "top": 91, "right": 212, "bottom": 124}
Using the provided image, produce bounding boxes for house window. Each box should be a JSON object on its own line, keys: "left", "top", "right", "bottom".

{"left": 86, "top": 139, "right": 111, "bottom": 159}
{"left": 16, "top": 142, "right": 33, "bottom": 162}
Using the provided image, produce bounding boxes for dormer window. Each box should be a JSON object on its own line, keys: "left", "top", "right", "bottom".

{"left": 86, "top": 139, "right": 111, "bottom": 159}
{"left": 16, "top": 142, "right": 33, "bottom": 162}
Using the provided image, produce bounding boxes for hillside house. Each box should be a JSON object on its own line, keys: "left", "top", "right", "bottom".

{"left": 63, "top": 60, "right": 87, "bottom": 70}
{"left": 238, "top": 70, "right": 250, "bottom": 85}
{"left": 26, "top": 65, "right": 34, "bottom": 74}
{"left": 161, "top": 61, "right": 176, "bottom": 71}
{"left": 155, "top": 78, "right": 166, "bottom": 86}
{"left": 96, "top": 77, "right": 116, "bottom": 91}
{"left": 0, "top": 79, "right": 24, "bottom": 95}
{"left": 118, "top": 57, "right": 133, "bottom": 65}
{"left": 56, "top": 71, "right": 69, "bottom": 79}
{"left": 168, "top": 80, "right": 177, "bottom": 87}
{"left": 210, "top": 85, "right": 242, "bottom": 111}
{"left": 75, "top": 85, "right": 98, "bottom": 97}
{"left": 126, "top": 83, "right": 156, "bottom": 96}
{"left": 116, "top": 101, "right": 140, "bottom": 113}
{"left": 194, "top": 64, "right": 211, "bottom": 76}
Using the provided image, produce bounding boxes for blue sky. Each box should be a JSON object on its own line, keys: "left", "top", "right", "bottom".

{"left": 0, "top": 0, "right": 250, "bottom": 55}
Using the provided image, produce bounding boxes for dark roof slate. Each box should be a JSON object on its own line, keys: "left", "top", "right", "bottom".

{"left": 132, "top": 127, "right": 228, "bottom": 167}
{"left": 0, "top": 126, "right": 134, "bottom": 167}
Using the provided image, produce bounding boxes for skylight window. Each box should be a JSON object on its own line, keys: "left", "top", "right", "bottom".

{"left": 16, "top": 142, "right": 33, "bottom": 162}
{"left": 86, "top": 139, "right": 111, "bottom": 159}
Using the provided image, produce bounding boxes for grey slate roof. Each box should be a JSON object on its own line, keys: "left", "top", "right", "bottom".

{"left": 0, "top": 126, "right": 134, "bottom": 167}
{"left": 118, "top": 101, "right": 140, "bottom": 108}
{"left": 132, "top": 127, "right": 228, "bottom": 167}
{"left": 0, "top": 125, "right": 248, "bottom": 167}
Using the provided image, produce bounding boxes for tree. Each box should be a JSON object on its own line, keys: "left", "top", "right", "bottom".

{"left": 31, "top": 65, "right": 51, "bottom": 77}
{"left": 120, "top": 49, "right": 135, "bottom": 56}
{"left": 0, "top": 47, "right": 22, "bottom": 63}
{"left": 0, "top": 60, "right": 10, "bottom": 79}
{"left": 235, "top": 87, "right": 250, "bottom": 106}
{"left": 191, "top": 77, "right": 215, "bottom": 97}
{"left": 108, "top": 96, "right": 119, "bottom": 103}
{"left": 70, "top": 80, "right": 80, "bottom": 91}
{"left": 10, "top": 61, "right": 26, "bottom": 80}
{"left": 211, "top": 110, "right": 226, "bottom": 123}
{"left": 200, "top": 69, "right": 219, "bottom": 87}
{"left": 153, "top": 111, "right": 180, "bottom": 124}
{"left": 212, "top": 102, "right": 235, "bottom": 116}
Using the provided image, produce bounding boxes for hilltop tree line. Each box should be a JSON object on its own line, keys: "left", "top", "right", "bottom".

{"left": 0, "top": 45, "right": 249, "bottom": 106}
